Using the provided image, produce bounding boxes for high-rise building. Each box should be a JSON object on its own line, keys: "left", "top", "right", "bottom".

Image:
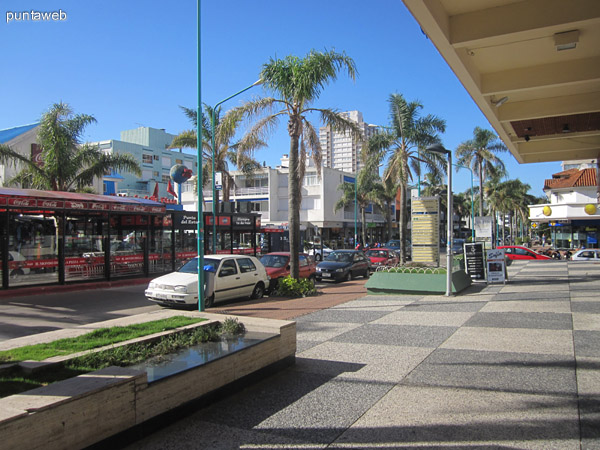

{"left": 319, "top": 110, "right": 378, "bottom": 173}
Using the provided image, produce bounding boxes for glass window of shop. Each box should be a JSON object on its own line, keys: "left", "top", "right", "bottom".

{"left": 110, "top": 215, "right": 146, "bottom": 278}
{"left": 64, "top": 213, "right": 108, "bottom": 282}
{"left": 149, "top": 215, "right": 171, "bottom": 274}
{"left": 8, "top": 212, "right": 59, "bottom": 287}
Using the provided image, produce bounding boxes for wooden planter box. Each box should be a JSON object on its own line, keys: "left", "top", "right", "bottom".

{"left": 365, "top": 269, "right": 472, "bottom": 295}
{"left": 0, "top": 314, "right": 296, "bottom": 450}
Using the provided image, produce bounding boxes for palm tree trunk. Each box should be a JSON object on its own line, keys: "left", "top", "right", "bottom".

{"left": 478, "top": 161, "right": 484, "bottom": 217}
{"left": 361, "top": 206, "right": 367, "bottom": 248}
{"left": 399, "top": 183, "right": 407, "bottom": 263}
{"left": 288, "top": 117, "right": 302, "bottom": 279}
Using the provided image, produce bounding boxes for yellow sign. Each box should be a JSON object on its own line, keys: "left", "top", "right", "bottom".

{"left": 411, "top": 197, "right": 440, "bottom": 264}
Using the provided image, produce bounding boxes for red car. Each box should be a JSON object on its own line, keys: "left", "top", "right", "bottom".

{"left": 365, "top": 248, "right": 399, "bottom": 270}
{"left": 497, "top": 245, "right": 551, "bottom": 260}
{"left": 259, "top": 252, "right": 317, "bottom": 292}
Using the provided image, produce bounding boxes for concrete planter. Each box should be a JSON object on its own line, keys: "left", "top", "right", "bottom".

{"left": 365, "top": 269, "right": 472, "bottom": 295}
{"left": 0, "top": 314, "right": 296, "bottom": 450}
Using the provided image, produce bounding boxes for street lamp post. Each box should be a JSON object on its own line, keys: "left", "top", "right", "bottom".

{"left": 454, "top": 163, "right": 475, "bottom": 241}
{"left": 427, "top": 144, "right": 453, "bottom": 297}
{"left": 196, "top": 0, "right": 205, "bottom": 311}
{"left": 210, "top": 80, "right": 263, "bottom": 254}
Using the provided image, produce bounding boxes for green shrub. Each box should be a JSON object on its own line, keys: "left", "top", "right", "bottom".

{"left": 275, "top": 276, "right": 317, "bottom": 298}
{"left": 218, "top": 318, "right": 246, "bottom": 336}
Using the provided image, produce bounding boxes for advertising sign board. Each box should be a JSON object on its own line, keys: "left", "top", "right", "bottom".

{"left": 465, "top": 242, "right": 486, "bottom": 281}
{"left": 486, "top": 248, "right": 506, "bottom": 283}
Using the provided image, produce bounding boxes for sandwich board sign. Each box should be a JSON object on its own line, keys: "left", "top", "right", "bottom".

{"left": 465, "top": 242, "right": 486, "bottom": 281}
{"left": 486, "top": 248, "right": 507, "bottom": 284}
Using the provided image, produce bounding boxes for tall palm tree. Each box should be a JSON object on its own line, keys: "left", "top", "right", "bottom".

{"left": 371, "top": 94, "right": 446, "bottom": 263}
{"left": 456, "top": 127, "right": 508, "bottom": 217}
{"left": 170, "top": 105, "right": 263, "bottom": 203}
{"left": 0, "top": 102, "right": 140, "bottom": 192}
{"left": 335, "top": 154, "right": 381, "bottom": 247}
{"left": 233, "top": 50, "right": 361, "bottom": 278}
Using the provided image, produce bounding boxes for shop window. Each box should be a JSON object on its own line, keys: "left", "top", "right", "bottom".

{"left": 142, "top": 154, "right": 153, "bottom": 164}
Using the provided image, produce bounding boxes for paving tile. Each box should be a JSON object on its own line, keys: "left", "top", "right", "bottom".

{"left": 492, "top": 291, "right": 569, "bottom": 301}
{"left": 571, "top": 301, "right": 600, "bottom": 314}
{"left": 296, "top": 321, "right": 362, "bottom": 343}
{"left": 293, "top": 309, "right": 389, "bottom": 324}
{"left": 573, "top": 313, "right": 600, "bottom": 331}
{"left": 124, "top": 420, "right": 320, "bottom": 450}
{"left": 441, "top": 327, "right": 574, "bottom": 355}
{"left": 332, "top": 385, "right": 580, "bottom": 449}
{"left": 403, "top": 348, "right": 577, "bottom": 396}
{"left": 329, "top": 297, "right": 415, "bottom": 311}
{"left": 481, "top": 301, "right": 572, "bottom": 314}
{"left": 401, "top": 300, "right": 486, "bottom": 312}
{"left": 465, "top": 312, "right": 573, "bottom": 330}
{"left": 574, "top": 330, "right": 600, "bottom": 358}
{"left": 297, "top": 341, "right": 433, "bottom": 383}
{"left": 498, "top": 283, "right": 569, "bottom": 294}
{"left": 331, "top": 323, "right": 457, "bottom": 348}
{"left": 371, "top": 310, "right": 475, "bottom": 327}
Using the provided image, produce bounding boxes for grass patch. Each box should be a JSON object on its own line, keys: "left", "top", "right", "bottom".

{"left": 0, "top": 316, "right": 206, "bottom": 363}
{"left": 0, "top": 318, "right": 244, "bottom": 399}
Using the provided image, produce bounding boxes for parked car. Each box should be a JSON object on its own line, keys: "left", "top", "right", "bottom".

{"left": 452, "top": 238, "right": 466, "bottom": 254}
{"left": 365, "top": 248, "right": 399, "bottom": 270}
{"left": 306, "top": 242, "right": 334, "bottom": 261}
{"left": 384, "top": 239, "right": 401, "bottom": 250}
{"left": 260, "top": 252, "right": 317, "bottom": 292}
{"left": 570, "top": 248, "right": 600, "bottom": 261}
{"left": 145, "top": 254, "right": 269, "bottom": 308}
{"left": 315, "top": 250, "right": 371, "bottom": 282}
{"left": 497, "top": 245, "right": 551, "bottom": 260}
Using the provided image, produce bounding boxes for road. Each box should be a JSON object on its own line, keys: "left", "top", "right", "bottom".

{"left": 0, "top": 279, "right": 368, "bottom": 342}
{"left": 0, "top": 284, "right": 158, "bottom": 342}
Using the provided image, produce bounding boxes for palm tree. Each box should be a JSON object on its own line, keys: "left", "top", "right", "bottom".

{"left": 335, "top": 154, "right": 381, "bottom": 247}
{"left": 0, "top": 102, "right": 140, "bottom": 192}
{"left": 371, "top": 94, "right": 446, "bottom": 263}
{"left": 170, "top": 105, "right": 263, "bottom": 203}
{"left": 233, "top": 49, "right": 361, "bottom": 278}
{"left": 456, "top": 127, "right": 508, "bottom": 217}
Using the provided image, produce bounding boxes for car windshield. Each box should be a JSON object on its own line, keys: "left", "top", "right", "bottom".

{"left": 178, "top": 258, "right": 219, "bottom": 273}
{"left": 325, "top": 252, "right": 353, "bottom": 263}
{"left": 260, "top": 254, "right": 288, "bottom": 268}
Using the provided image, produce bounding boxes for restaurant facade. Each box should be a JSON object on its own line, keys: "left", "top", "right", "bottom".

{"left": 1, "top": 187, "right": 260, "bottom": 290}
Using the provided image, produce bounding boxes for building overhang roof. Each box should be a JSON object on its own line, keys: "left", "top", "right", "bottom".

{"left": 402, "top": 0, "right": 600, "bottom": 164}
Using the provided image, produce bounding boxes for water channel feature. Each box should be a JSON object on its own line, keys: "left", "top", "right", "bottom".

{"left": 130, "top": 330, "right": 278, "bottom": 383}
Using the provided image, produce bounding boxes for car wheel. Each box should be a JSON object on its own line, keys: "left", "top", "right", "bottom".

{"left": 315, "top": 253, "right": 321, "bottom": 262}
{"left": 345, "top": 271, "right": 352, "bottom": 282}
{"left": 364, "top": 269, "right": 370, "bottom": 278}
{"left": 251, "top": 282, "right": 265, "bottom": 300}
{"left": 204, "top": 294, "right": 215, "bottom": 308}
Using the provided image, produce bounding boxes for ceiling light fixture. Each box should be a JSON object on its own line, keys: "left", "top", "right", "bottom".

{"left": 554, "top": 30, "right": 579, "bottom": 51}
{"left": 524, "top": 135, "right": 531, "bottom": 142}
{"left": 562, "top": 124, "right": 571, "bottom": 133}
{"left": 491, "top": 96, "right": 509, "bottom": 107}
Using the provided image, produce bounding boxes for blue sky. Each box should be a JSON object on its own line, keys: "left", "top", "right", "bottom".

{"left": 1, "top": 0, "right": 562, "bottom": 196}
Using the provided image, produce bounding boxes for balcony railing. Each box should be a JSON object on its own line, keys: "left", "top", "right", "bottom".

{"left": 201, "top": 186, "right": 269, "bottom": 200}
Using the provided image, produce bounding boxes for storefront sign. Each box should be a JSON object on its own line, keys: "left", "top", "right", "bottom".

{"left": 37, "top": 199, "right": 64, "bottom": 209}
{"left": 8, "top": 198, "right": 37, "bottom": 207}
{"left": 486, "top": 248, "right": 506, "bottom": 283}
{"left": 464, "top": 242, "right": 485, "bottom": 281}
{"left": 411, "top": 197, "right": 440, "bottom": 264}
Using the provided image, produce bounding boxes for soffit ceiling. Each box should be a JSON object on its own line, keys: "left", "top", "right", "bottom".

{"left": 402, "top": 0, "right": 600, "bottom": 164}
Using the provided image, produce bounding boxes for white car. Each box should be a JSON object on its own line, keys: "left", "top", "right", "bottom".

{"left": 570, "top": 249, "right": 600, "bottom": 261}
{"left": 8, "top": 251, "right": 31, "bottom": 276}
{"left": 145, "top": 254, "right": 269, "bottom": 308}
{"left": 306, "top": 243, "right": 334, "bottom": 261}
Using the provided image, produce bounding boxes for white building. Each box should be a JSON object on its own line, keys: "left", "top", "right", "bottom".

{"left": 319, "top": 111, "right": 379, "bottom": 173}
{"left": 182, "top": 156, "right": 393, "bottom": 247}
{"left": 529, "top": 165, "right": 599, "bottom": 248}
{"left": 0, "top": 123, "right": 40, "bottom": 187}
{"left": 93, "top": 127, "right": 197, "bottom": 198}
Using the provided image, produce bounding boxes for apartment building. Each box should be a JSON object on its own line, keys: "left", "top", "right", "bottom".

{"left": 182, "top": 156, "right": 393, "bottom": 247}
{"left": 319, "top": 111, "right": 379, "bottom": 173}
{"left": 93, "top": 127, "right": 197, "bottom": 198}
